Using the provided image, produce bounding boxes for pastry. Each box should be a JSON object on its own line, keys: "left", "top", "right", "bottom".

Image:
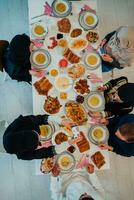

{"left": 76, "top": 131, "right": 90, "bottom": 153}
{"left": 43, "top": 96, "right": 61, "bottom": 114}
{"left": 74, "top": 79, "right": 90, "bottom": 95}
{"left": 91, "top": 151, "right": 105, "bottom": 169}
{"left": 34, "top": 77, "right": 53, "bottom": 96}
{"left": 70, "top": 28, "right": 82, "bottom": 37}
{"left": 57, "top": 18, "right": 71, "bottom": 33}
{"left": 55, "top": 132, "right": 68, "bottom": 145}
{"left": 63, "top": 48, "right": 80, "bottom": 64}
{"left": 68, "top": 63, "right": 85, "bottom": 78}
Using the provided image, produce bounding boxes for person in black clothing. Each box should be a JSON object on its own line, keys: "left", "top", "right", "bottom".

{"left": 3, "top": 115, "right": 56, "bottom": 160}
{"left": 97, "top": 76, "right": 134, "bottom": 118}
{"left": 99, "top": 26, "right": 134, "bottom": 72}
{"left": 4, "top": 34, "right": 31, "bottom": 83}
{"left": 99, "top": 114, "right": 134, "bottom": 157}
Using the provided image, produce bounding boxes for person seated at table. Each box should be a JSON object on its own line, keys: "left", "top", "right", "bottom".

{"left": 99, "top": 26, "right": 134, "bottom": 72}
{"left": 4, "top": 34, "right": 31, "bottom": 83}
{"left": 0, "top": 40, "right": 9, "bottom": 72}
{"left": 99, "top": 114, "right": 134, "bottom": 157}
{"left": 0, "top": 70, "right": 33, "bottom": 125}
{"left": 51, "top": 171, "right": 105, "bottom": 200}
{"left": 3, "top": 114, "right": 60, "bottom": 160}
{"left": 97, "top": 76, "right": 134, "bottom": 118}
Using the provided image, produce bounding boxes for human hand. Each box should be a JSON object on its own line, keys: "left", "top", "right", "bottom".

{"left": 99, "top": 118, "right": 109, "bottom": 125}
{"left": 61, "top": 119, "right": 77, "bottom": 128}
{"left": 101, "top": 54, "right": 113, "bottom": 63}
{"left": 88, "top": 111, "right": 103, "bottom": 118}
{"left": 97, "top": 86, "right": 106, "bottom": 92}
{"left": 99, "top": 143, "right": 113, "bottom": 151}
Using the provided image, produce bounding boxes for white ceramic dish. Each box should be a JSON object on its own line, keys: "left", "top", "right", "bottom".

{"left": 88, "top": 125, "right": 109, "bottom": 145}
{"left": 30, "top": 49, "right": 51, "bottom": 69}
{"left": 84, "top": 52, "right": 101, "bottom": 70}
{"left": 84, "top": 92, "right": 105, "bottom": 112}
{"left": 31, "top": 22, "right": 48, "bottom": 39}
{"left": 52, "top": 0, "right": 72, "bottom": 18}
{"left": 54, "top": 75, "right": 73, "bottom": 92}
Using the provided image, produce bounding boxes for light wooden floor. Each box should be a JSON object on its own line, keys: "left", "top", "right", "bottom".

{"left": 0, "top": 0, "right": 134, "bottom": 200}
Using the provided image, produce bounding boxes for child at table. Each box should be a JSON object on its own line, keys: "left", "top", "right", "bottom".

{"left": 99, "top": 26, "right": 134, "bottom": 72}
{"left": 51, "top": 170, "right": 105, "bottom": 200}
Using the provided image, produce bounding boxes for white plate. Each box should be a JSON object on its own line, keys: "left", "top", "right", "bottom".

{"left": 79, "top": 11, "right": 99, "bottom": 30}
{"left": 88, "top": 125, "right": 109, "bottom": 145}
{"left": 39, "top": 122, "right": 56, "bottom": 141}
{"left": 30, "top": 49, "right": 51, "bottom": 69}
{"left": 31, "top": 22, "right": 48, "bottom": 39}
{"left": 69, "top": 38, "right": 88, "bottom": 52}
{"left": 56, "top": 151, "right": 75, "bottom": 173}
{"left": 84, "top": 52, "right": 101, "bottom": 70}
{"left": 52, "top": 130, "right": 70, "bottom": 145}
{"left": 84, "top": 92, "right": 105, "bottom": 111}
{"left": 54, "top": 75, "right": 73, "bottom": 92}
{"left": 52, "top": 0, "right": 72, "bottom": 18}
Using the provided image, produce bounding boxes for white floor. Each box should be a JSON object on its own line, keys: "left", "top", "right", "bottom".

{"left": 0, "top": 0, "right": 134, "bottom": 200}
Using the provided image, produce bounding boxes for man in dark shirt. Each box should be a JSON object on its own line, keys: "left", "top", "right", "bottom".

{"left": 3, "top": 115, "right": 56, "bottom": 160}
{"left": 99, "top": 114, "right": 134, "bottom": 157}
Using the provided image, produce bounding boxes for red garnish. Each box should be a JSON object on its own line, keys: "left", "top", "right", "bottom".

{"left": 58, "top": 58, "right": 68, "bottom": 68}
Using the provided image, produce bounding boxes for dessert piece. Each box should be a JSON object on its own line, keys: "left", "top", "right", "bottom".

{"left": 76, "top": 95, "right": 84, "bottom": 103}
{"left": 68, "top": 63, "right": 85, "bottom": 78}
{"left": 74, "top": 79, "right": 90, "bottom": 95}
{"left": 70, "top": 28, "right": 82, "bottom": 38}
{"left": 58, "top": 39, "right": 68, "bottom": 47}
{"left": 91, "top": 151, "right": 105, "bottom": 169}
{"left": 34, "top": 77, "right": 53, "bottom": 96}
{"left": 86, "top": 163, "right": 94, "bottom": 174}
{"left": 70, "top": 39, "right": 88, "bottom": 50}
{"left": 76, "top": 131, "right": 90, "bottom": 153}
{"left": 43, "top": 96, "right": 61, "bottom": 114}
{"left": 57, "top": 18, "right": 71, "bottom": 33}
{"left": 55, "top": 132, "right": 68, "bottom": 145}
{"left": 40, "top": 157, "right": 55, "bottom": 173}
{"left": 60, "top": 92, "right": 67, "bottom": 100}
{"left": 63, "top": 48, "right": 80, "bottom": 64}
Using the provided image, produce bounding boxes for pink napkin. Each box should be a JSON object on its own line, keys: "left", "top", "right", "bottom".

{"left": 79, "top": 4, "right": 96, "bottom": 15}
{"left": 76, "top": 154, "right": 89, "bottom": 169}
{"left": 29, "top": 69, "right": 46, "bottom": 78}
{"left": 31, "top": 39, "right": 44, "bottom": 48}
{"left": 36, "top": 140, "right": 52, "bottom": 149}
{"left": 43, "top": 2, "right": 53, "bottom": 16}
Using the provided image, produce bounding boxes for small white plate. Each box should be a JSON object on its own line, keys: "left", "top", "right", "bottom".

{"left": 30, "top": 49, "right": 51, "bottom": 69}
{"left": 54, "top": 75, "right": 73, "bottom": 92}
{"left": 84, "top": 92, "right": 105, "bottom": 112}
{"left": 31, "top": 22, "right": 48, "bottom": 39}
{"left": 88, "top": 125, "right": 109, "bottom": 145}
{"left": 52, "top": 0, "right": 72, "bottom": 18}
{"left": 39, "top": 122, "right": 55, "bottom": 141}
{"left": 56, "top": 151, "right": 76, "bottom": 173}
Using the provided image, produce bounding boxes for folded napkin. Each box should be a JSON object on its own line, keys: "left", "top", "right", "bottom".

{"left": 76, "top": 154, "right": 89, "bottom": 169}
{"left": 29, "top": 69, "right": 46, "bottom": 77}
{"left": 31, "top": 39, "right": 44, "bottom": 48}
{"left": 79, "top": 4, "right": 96, "bottom": 15}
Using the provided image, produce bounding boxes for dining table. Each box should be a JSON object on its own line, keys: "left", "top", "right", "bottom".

{"left": 28, "top": 0, "right": 110, "bottom": 176}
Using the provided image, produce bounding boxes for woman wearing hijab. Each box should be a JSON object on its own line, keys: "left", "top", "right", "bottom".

{"left": 97, "top": 76, "right": 134, "bottom": 119}
{"left": 99, "top": 26, "right": 134, "bottom": 72}
{"left": 4, "top": 34, "right": 31, "bottom": 83}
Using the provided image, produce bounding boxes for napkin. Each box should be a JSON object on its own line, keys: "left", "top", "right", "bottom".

{"left": 29, "top": 69, "right": 46, "bottom": 78}
{"left": 43, "top": 2, "right": 54, "bottom": 17}
{"left": 76, "top": 154, "right": 89, "bottom": 169}
{"left": 79, "top": 4, "right": 96, "bottom": 15}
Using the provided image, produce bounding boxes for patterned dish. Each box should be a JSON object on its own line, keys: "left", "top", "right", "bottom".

{"left": 52, "top": 0, "right": 72, "bottom": 18}
{"left": 30, "top": 49, "right": 51, "bottom": 69}
{"left": 84, "top": 92, "right": 105, "bottom": 112}
{"left": 88, "top": 125, "right": 109, "bottom": 145}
